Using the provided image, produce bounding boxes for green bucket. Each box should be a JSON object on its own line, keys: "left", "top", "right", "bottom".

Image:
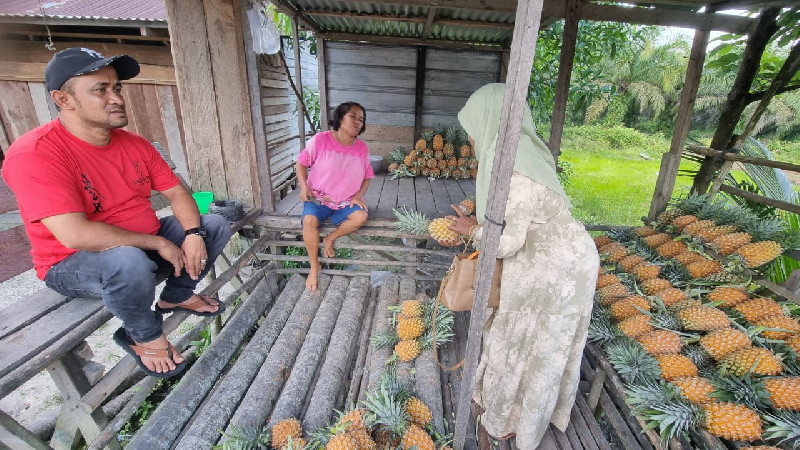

{"left": 192, "top": 191, "right": 214, "bottom": 214}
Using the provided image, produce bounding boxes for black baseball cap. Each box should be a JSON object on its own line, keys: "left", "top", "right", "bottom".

{"left": 45, "top": 47, "right": 140, "bottom": 92}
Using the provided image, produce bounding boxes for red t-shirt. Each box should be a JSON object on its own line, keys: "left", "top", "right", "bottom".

{"left": 1, "top": 120, "right": 180, "bottom": 279}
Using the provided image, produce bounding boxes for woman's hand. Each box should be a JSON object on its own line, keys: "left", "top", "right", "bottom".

{"left": 437, "top": 237, "right": 464, "bottom": 247}
{"left": 447, "top": 204, "right": 478, "bottom": 236}
{"left": 350, "top": 196, "right": 368, "bottom": 211}
{"left": 299, "top": 184, "right": 312, "bottom": 202}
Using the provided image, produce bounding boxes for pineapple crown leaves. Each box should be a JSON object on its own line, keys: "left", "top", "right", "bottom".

{"left": 707, "top": 373, "right": 772, "bottom": 410}
{"left": 390, "top": 165, "right": 415, "bottom": 180}
{"left": 588, "top": 308, "right": 623, "bottom": 346}
{"left": 638, "top": 400, "right": 703, "bottom": 447}
{"left": 388, "top": 146, "right": 407, "bottom": 164}
{"left": 762, "top": 410, "right": 800, "bottom": 449}
{"left": 214, "top": 424, "right": 271, "bottom": 450}
{"left": 606, "top": 228, "right": 636, "bottom": 243}
{"left": 419, "top": 302, "right": 455, "bottom": 350}
{"left": 682, "top": 344, "right": 715, "bottom": 372}
{"left": 371, "top": 329, "right": 400, "bottom": 349}
{"left": 623, "top": 379, "right": 682, "bottom": 416}
{"left": 393, "top": 207, "right": 431, "bottom": 235}
{"left": 605, "top": 339, "right": 662, "bottom": 384}
{"left": 362, "top": 373, "right": 412, "bottom": 438}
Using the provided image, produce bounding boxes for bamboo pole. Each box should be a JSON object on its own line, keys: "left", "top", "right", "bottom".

{"left": 452, "top": 0, "right": 545, "bottom": 448}
{"left": 291, "top": 16, "right": 306, "bottom": 147}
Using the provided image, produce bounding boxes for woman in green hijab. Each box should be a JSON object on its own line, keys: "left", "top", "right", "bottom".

{"left": 448, "top": 83, "right": 600, "bottom": 448}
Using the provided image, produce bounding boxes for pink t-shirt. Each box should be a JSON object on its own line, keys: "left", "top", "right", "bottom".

{"left": 297, "top": 131, "right": 374, "bottom": 208}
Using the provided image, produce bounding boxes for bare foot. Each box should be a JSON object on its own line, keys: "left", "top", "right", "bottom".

{"left": 322, "top": 236, "right": 336, "bottom": 258}
{"left": 157, "top": 294, "right": 221, "bottom": 314}
{"left": 133, "top": 335, "right": 185, "bottom": 374}
{"left": 307, "top": 264, "right": 321, "bottom": 291}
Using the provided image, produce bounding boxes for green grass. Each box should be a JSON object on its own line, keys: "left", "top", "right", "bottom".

{"left": 558, "top": 125, "right": 697, "bottom": 226}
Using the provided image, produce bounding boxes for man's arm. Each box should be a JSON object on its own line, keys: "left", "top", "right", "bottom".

{"left": 160, "top": 184, "right": 207, "bottom": 280}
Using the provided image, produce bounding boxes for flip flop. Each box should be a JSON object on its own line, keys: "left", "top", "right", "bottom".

{"left": 112, "top": 328, "right": 187, "bottom": 378}
{"left": 154, "top": 295, "right": 226, "bottom": 317}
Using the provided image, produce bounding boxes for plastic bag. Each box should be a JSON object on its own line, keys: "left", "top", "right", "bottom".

{"left": 247, "top": 4, "right": 280, "bottom": 55}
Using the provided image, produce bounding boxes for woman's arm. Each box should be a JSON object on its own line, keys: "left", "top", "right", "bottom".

{"left": 296, "top": 161, "right": 311, "bottom": 202}
{"left": 350, "top": 178, "right": 370, "bottom": 210}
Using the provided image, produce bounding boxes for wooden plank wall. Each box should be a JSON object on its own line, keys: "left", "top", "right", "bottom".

{"left": 0, "top": 39, "right": 188, "bottom": 181}
{"left": 259, "top": 53, "right": 300, "bottom": 191}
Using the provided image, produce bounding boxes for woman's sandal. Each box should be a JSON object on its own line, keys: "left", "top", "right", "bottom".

{"left": 113, "top": 328, "right": 187, "bottom": 378}
{"left": 154, "top": 295, "right": 226, "bottom": 317}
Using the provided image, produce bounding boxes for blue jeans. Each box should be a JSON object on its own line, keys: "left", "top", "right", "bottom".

{"left": 44, "top": 215, "right": 233, "bottom": 343}
{"left": 301, "top": 201, "right": 364, "bottom": 227}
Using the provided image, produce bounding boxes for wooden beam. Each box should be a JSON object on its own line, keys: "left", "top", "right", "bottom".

{"left": 0, "top": 16, "right": 167, "bottom": 29}
{"left": 648, "top": 27, "right": 709, "bottom": 219}
{"left": 548, "top": 0, "right": 580, "bottom": 161}
{"left": 270, "top": 0, "right": 323, "bottom": 34}
{"left": 321, "top": 32, "right": 506, "bottom": 51}
{"left": 686, "top": 145, "right": 800, "bottom": 173}
{"left": 453, "top": 0, "right": 544, "bottom": 448}
{"left": 241, "top": 0, "right": 275, "bottom": 212}
{"left": 0, "top": 62, "right": 176, "bottom": 85}
{"left": 414, "top": 47, "right": 426, "bottom": 141}
{"left": 421, "top": 9, "right": 437, "bottom": 39}
{"left": 291, "top": 17, "right": 306, "bottom": 149}
{"left": 318, "top": 38, "right": 329, "bottom": 131}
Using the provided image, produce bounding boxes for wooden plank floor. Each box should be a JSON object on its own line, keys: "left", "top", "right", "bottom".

{"left": 274, "top": 174, "right": 476, "bottom": 220}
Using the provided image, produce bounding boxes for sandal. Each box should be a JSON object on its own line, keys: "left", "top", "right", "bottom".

{"left": 112, "top": 328, "right": 187, "bottom": 378}
{"left": 154, "top": 295, "right": 226, "bottom": 317}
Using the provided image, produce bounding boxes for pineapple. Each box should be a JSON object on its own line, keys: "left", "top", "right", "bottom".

{"left": 674, "top": 252, "right": 706, "bottom": 267}
{"left": 271, "top": 418, "right": 303, "bottom": 449}
{"left": 404, "top": 397, "right": 432, "bottom": 427}
{"left": 670, "top": 298, "right": 703, "bottom": 312}
{"left": 437, "top": 159, "right": 447, "bottom": 170}
{"left": 415, "top": 139, "right": 427, "bottom": 151}
{"left": 697, "top": 224, "right": 738, "bottom": 242}
{"left": 712, "top": 232, "right": 752, "bottom": 255}
{"left": 362, "top": 373, "right": 409, "bottom": 449}
{"left": 400, "top": 424, "right": 435, "bottom": 450}
{"left": 393, "top": 207, "right": 459, "bottom": 242}
{"left": 641, "top": 278, "right": 672, "bottom": 296}
{"left": 593, "top": 234, "right": 611, "bottom": 248}
{"left": 619, "top": 255, "right": 646, "bottom": 272}
{"left": 598, "top": 241, "right": 624, "bottom": 254}
{"left": 755, "top": 314, "right": 800, "bottom": 340}
{"left": 458, "top": 198, "right": 476, "bottom": 215}
{"left": 654, "top": 287, "right": 688, "bottom": 308}
{"left": 617, "top": 314, "right": 653, "bottom": 338}
{"left": 400, "top": 300, "right": 422, "bottom": 318}
{"left": 632, "top": 263, "right": 660, "bottom": 281}
{"left": 610, "top": 295, "right": 651, "bottom": 321}
{"left": 633, "top": 225, "right": 658, "bottom": 237}
{"left": 656, "top": 354, "right": 698, "bottom": 381}
{"left": 596, "top": 283, "right": 629, "bottom": 306}
{"left": 425, "top": 158, "right": 437, "bottom": 169}
{"left": 429, "top": 167, "right": 441, "bottom": 178}
{"left": 707, "top": 286, "right": 749, "bottom": 307}
{"left": 326, "top": 433, "right": 358, "bottom": 449}
{"left": 656, "top": 241, "right": 688, "bottom": 258}
{"left": 683, "top": 219, "right": 716, "bottom": 237}
{"left": 596, "top": 273, "right": 620, "bottom": 289}
{"left": 676, "top": 306, "right": 730, "bottom": 331}
{"left": 451, "top": 168, "right": 463, "bottom": 179}
{"left": 672, "top": 376, "right": 715, "bottom": 404}
{"left": 672, "top": 215, "right": 699, "bottom": 231}
{"left": 388, "top": 163, "right": 399, "bottom": 172}
{"left": 636, "top": 329, "right": 682, "bottom": 355}
{"left": 446, "top": 157, "right": 457, "bottom": 169}
{"left": 734, "top": 241, "right": 783, "bottom": 268}
{"left": 423, "top": 148, "right": 434, "bottom": 158}
{"left": 764, "top": 377, "right": 800, "bottom": 410}
{"left": 721, "top": 347, "right": 783, "bottom": 376}
{"left": 432, "top": 134, "right": 444, "bottom": 152}
{"left": 433, "top": 150, "right": 444, "bottom": 161}
{"left": 702, "top": 402, "right": 763, "bottom": 441}
{"left": 685, "top": 260, "right": 723, "bottom": 279}
{"left": 735, "top": 298, "right": 784, "bottom": 323}
{"left": 403, "top": 151, "right": 416, "bottom": 167}
{"left": 602, "top": 245, "right": 628, "bottom": 263}
{"left": 787, "top": 334, "right": 800, "bottom": 355}
{"left": 468, "top": 158, "right": 478, "bottom": 170}
{"left": 397, "top": 316, "right": 425, "bottom": 340}
{"left": 459, "top": 143, "right": 472, "bottom": 158}
{"left": 643, "top": 233, "right": 671, "bottom": 248}
{"left": 700, "top": 328, "right": 752, "bottom": 360}
{"left": 395, "top": 340, "right": 421, "bottom": 361}
{"left": 657, "top": 208, "right": 683, "bottom": 225}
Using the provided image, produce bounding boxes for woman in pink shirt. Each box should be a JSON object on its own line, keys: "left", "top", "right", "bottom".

{"left": 296, "top": 102, "right": 373, "bottom": 290}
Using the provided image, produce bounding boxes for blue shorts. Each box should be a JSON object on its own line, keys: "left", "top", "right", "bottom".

{"left": 301, "top": 202, "right": 364, "bottom": 227}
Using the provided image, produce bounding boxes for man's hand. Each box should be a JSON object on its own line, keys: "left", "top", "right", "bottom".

{"left": 350, "top": 196, "right": 368, "bottom": 211}
{"left": 182, "top": 234, "right": 208, "bottom": 280}
{"left": 157, "top": 238, "right": 186, "bottom": 277}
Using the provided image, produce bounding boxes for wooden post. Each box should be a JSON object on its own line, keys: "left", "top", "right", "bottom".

{"left": 647, "top": 27, "right": 709, "bottom": 219}
{"left": 452, "top": 1, "right": 545, "bottom": 449}
{"left": 414, "top": 46, "right": 427, "bottom": 141}
{"left": 241, "top": 0, "right": 275, "bottom": 211}
{"left": 548, "top": 0, "right": 580, "bottom": 162}
{"left": 317, "top": 38, "right": 329, "bottom": 131}
{"left": 291, "top": 16, "right": 306, "bottom": 148}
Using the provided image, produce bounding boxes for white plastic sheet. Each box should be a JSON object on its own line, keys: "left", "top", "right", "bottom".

{"left": 247, "top": 4, "right": 280, "bottom": 55}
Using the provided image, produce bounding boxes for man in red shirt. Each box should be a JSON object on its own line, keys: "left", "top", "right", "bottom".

{"left": 1, "top": 48, "right": 232, "bottom": 378}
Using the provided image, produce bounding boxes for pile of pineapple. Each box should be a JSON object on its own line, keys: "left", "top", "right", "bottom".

{"left": 371, "top": 298, "right": 455, "bottom": 363}
{"left": 590, "top": 193, "right": 800, "bottom": 447}
{"left": 386, "top": 124, "right": 478, "bottom": 180}
{"left": 266, "top": 370, "right": 451, "bottom": 449}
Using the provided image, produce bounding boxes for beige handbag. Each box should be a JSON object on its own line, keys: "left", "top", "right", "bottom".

{"left": 437, "top": 250, "right": 502, "bottom": 311}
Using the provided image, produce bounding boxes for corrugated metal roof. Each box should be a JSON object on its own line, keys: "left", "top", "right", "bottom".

{"left": 0, "top": 0, "right": 166, "bottom": 21}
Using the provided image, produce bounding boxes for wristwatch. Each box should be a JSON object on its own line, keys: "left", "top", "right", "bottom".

{"left": 185, "top": 227, "right": 207, "bottom": 237}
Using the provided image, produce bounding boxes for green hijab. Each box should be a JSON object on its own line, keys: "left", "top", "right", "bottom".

{"left": 457, "top": 83, "right": 570, "bottom": 221}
